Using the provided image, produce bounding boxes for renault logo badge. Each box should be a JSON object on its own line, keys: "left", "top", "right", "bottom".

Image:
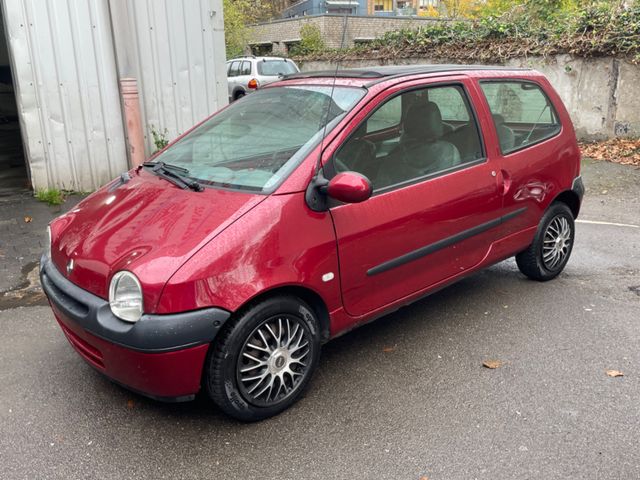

{"left": 66, "top": 259, "right": 74, "bottom": 276}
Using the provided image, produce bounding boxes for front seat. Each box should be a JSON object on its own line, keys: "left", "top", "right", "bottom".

{"left": 393, "top": 102, "right": 461, "bottom": 176}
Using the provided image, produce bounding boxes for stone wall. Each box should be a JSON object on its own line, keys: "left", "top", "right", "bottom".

{"left": 298, "top": 55, "right": 640, "bottom": 140}
{"left": 249, "top": 14, "right": 444, "bottom": 54}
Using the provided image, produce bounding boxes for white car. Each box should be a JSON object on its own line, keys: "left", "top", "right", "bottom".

{"left": 226, "top": 56, "right": 299, "bottom": 102}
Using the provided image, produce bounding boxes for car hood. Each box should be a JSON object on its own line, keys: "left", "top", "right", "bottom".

{"left": 51, "top": 169, "right": 266, "bottom": 306}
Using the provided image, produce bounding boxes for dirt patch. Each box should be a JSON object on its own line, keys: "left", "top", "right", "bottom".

{"left": 0, "top": 261, "right": 48, "bottom": 310}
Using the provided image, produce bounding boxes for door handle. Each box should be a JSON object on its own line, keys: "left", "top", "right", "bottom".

{"left": 497, "top": 169, "right": 512, "bottom": 196}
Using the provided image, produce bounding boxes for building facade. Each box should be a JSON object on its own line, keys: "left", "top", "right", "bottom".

{"left": 281, "top": 0, "right": 439, "bottom": 17}
{"left": 250, "top": 14, "right": 442, "bottom": 53}
{"left": 283, "top": 0, "right": 368, "bottom": 18}
{"left": 368, "top": 0, "right": 440, "bottom": 16}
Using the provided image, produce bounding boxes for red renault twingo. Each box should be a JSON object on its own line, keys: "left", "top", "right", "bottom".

{"left": 42, "top": 65, "right": 583, "bottom": 421}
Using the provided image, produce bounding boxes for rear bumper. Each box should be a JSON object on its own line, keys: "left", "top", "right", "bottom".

{"left": 572, "top": 175, "right": 585, "bottom": 201}
{"left": 40, "top": 257, "right": 230, "bottom": 401}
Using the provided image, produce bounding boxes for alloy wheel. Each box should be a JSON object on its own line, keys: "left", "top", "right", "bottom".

{"left": 542, "top": 215, "right": 572, "bottom": 270}
{"left": 236, "top": 315, "right": 311, "bottom": 407}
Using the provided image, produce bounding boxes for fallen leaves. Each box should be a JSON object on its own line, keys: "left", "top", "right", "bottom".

{"left": 126, "top": 399, "right": 136, "bottom": 409}
{"left": 580, "top": 138, "right": 640, "bottom": 167}
{"left": 23, "top": 216, "right": 32, "bottom": 223}
{"left": 606, "top": 369, "right": 624, "bottom": 378}
{"left": 483, "top": 359, "right": 503, "bottom": 369}
{"left": 382, "top": 345, "right": 396, "bottom": 353}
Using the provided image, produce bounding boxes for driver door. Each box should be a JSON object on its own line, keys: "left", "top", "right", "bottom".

{"left": 328, "top": 80, "right": 503, "bottom": 317}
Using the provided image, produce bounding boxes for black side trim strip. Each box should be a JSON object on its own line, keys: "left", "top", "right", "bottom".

{"left": 367, "top": 207, "right": 527, "bottom": 276}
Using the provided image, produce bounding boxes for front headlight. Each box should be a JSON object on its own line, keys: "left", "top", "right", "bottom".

{"left": 45, "top": 225, "right": 52, "bottom": 258}
{"left": 109, "top": 271, "right": 143, "bottom": 323}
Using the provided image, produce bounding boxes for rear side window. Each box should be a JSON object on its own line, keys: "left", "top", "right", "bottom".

{"left": 241, "top": 61, "right": 251, "bottom": 75}
{"left": 228, "top": 61, "right": 240, "bottom": 77}
{"left": 480, "top": 81, "right": 561, "bottom": 154}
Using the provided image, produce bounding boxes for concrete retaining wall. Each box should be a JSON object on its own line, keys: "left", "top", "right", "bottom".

{"left": 299, "top": 55, "right": 640, "bottom": 140}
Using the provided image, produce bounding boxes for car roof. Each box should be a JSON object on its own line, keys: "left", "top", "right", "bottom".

{"left": 284, "top": 64, "right": 533, "bottom": 85}
{"left": 227, "top": 56, "right": 294, "bottom": 63}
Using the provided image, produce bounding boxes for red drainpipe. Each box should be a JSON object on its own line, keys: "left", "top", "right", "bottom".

{"left": 119, "top": 78, "right": 145, "bottom": 168}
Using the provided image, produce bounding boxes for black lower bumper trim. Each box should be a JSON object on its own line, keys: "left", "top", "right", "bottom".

{"left": 40, "top": 257, "right": 230, "bottom": 353}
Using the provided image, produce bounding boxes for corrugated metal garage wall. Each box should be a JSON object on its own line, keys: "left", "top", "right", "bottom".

{"left": 129, "top": 0, "right": 227, "bottom": 155}
{"left": 1, "top": 0, "right": 128, "bottom": 191}
{"left": 1, "top": 0, "right": 227, "bottom": 191}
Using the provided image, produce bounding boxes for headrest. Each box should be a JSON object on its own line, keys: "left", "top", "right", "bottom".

{"left": 403, "top": 101, "right": 444, "bottom": 141}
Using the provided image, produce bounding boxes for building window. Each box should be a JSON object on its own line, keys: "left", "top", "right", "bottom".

{"left": 373, "top": 0, "right": 392, "bottom": 11}
{"left": 251, "top": 43, "right": 273, "bottom": 56}
{"left": 284, "top": 41, "right": 301, "bottom": 54}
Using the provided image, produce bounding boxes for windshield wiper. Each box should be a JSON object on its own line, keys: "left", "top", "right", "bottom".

{"left": 142, "top": 161, "right": 203, "bottom": 192}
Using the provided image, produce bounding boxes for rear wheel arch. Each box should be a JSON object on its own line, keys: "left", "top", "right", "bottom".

{"left": 551, "top": 190, "right": 581, "bottom": 219}
{"left": 233, "top": 286, "right": 331, "bottom": 343}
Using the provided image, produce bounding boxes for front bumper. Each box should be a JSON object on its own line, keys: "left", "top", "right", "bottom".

{"left": 40, "top": 257, "right": 230, "bottom": 401}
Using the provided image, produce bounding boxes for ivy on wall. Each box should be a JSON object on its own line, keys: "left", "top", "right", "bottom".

{"left": 291, "top": 2, "right": 640, "bottom": 63}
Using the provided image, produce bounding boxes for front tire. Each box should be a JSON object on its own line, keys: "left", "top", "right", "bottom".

{"left": 516, "top": 202, "right": 575, "bottom": 281}
{"left": 205, "top": 296, "right": 321, "bottom": 421}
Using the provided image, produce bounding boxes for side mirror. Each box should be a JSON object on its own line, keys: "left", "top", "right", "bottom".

{"left": 326, "top": 172, "right": 372, "bottom": 204}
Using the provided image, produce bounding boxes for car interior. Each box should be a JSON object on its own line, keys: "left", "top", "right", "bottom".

{"left": 334, "top": 85, "right": 484, "bottom": 190}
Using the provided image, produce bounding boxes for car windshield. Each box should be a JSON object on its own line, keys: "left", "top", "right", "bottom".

{"left": 152, "top": 85, "right": 365, "bottom": 192}
{"left": 257, "top": 60, "right": 298, "bottom": 76}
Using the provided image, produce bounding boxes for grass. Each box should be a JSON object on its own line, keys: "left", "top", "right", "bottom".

{"left": 35, "top": 188, "right": 65, "bottom": 206}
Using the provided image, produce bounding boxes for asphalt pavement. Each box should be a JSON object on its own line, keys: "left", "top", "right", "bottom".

{"left": 1, "top": 159, "right": 639, "bottom": 480}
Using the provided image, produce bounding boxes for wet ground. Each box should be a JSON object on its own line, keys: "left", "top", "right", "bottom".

{"left": 0, "top": 159, "right": 639, "bottom": 479}
{"left": 0, "top": 193, "right": 83, "bottom": 302}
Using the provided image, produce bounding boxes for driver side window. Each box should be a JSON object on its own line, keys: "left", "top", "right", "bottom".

{"left": 334, "top": 85, "right": 483, "bottom": 191}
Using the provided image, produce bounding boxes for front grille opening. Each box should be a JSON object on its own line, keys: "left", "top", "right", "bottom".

{"left": 59, "top": 322, "right": 105, "bottom": 370}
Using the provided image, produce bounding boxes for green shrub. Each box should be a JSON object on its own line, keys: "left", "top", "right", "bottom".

{"left": 35, "top": 189, "right": 65, "bottom": 206}
{"left": 150, "top": 125, "right": 169, "bottom": 152}
{"left": 290, "top": 24, "right": 325, "bottom": 57}
{"left": 291, "top": 2, "right": 640, "bottom": 63}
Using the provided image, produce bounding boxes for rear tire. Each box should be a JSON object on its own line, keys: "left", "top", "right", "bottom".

{"left": 516, "top": 202, "right": 575, "bottom": 281}
{"left": 205, "top": 296, "right": 321, "bottom": 422}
